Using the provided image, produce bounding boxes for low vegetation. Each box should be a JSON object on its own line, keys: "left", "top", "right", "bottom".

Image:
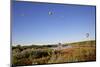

{"left": 12, "top": 40, "right": 96, "bottom": 66}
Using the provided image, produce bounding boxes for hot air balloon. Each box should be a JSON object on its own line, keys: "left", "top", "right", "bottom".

{"left": 48, "top": 11, "right": 53, "bottom": 15}
{"left": 86, "top": 33, "right": 89, "bottom": 38}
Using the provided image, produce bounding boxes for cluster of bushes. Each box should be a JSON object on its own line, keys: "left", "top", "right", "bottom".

{"left": 12, "top": 46, "right": 53, "bottom": 66}
{"left": 12, "top": 40, "right": 96, "bottom": 66}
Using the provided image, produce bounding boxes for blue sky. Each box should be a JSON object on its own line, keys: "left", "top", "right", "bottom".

{"left": 12, "top": 1, "right": 96, "bottom": 45}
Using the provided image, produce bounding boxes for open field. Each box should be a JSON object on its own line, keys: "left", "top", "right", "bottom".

{"left": 12, "top": 40, "right": 96, "bottom": 66}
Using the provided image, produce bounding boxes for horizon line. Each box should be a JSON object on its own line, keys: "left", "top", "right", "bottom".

{"left": 12, "top": 39, "right": 95, "bottom": 46}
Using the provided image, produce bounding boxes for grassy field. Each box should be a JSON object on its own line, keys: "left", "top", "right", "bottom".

{"left": 12, "top": 40, "right": 96, "bottom": 66}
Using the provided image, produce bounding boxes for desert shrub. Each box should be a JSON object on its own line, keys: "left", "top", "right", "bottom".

{"left": 14, "top": 58, "right": 32, "bottom": 66}
{"left": 20, "top": 49, "right": 33, "bottom": 58}
{"left": 32, "top": 49, "right": 52, "bottom": 58}
{"left": 12, "top": 56, "right": 18, "bottom": 65}
{"left": 12, "top": 49, "right": 33, "bottom": 65}
{"left": 32, "top": 56, "right": 51, "bottom": 64}
{"left": 12, "top": 48, "right": 21, "bottom": 54}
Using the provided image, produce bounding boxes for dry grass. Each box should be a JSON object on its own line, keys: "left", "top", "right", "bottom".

{"left": 12, "top": 40, "right": 96, "bottom": 66}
